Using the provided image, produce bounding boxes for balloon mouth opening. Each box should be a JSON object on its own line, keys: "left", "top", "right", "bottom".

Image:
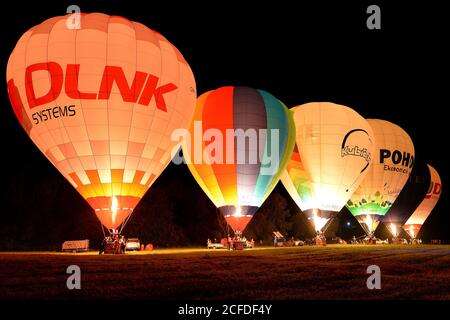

{"left": 87, "top": 195, "right": 140, "bottom": 229}
{"left": 355, "top": 214, "right": 382, "bottom": 236}
{"left": 305, "top": 209, "right": 337, "bottom": 233}
{"left": 94, "top": 208, "right": 134, "bottom": 230}
{"left": 386, "top": 222, "right": 403, "bottom": 238}
{"left": 219, "top": 205, "right": 257, "bottom": 232}
{"left": 403, "top": 224, "right": 421, "bottom": 239}
{"left": 224, "top": 215, "right": 253, "bottom": 233}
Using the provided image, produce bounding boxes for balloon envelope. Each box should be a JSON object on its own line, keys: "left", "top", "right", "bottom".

{"left": 281, "top": 108, "right": 315, "bottom": 213}
{"left": 403, "top": 164, "right": 442, "bottom": 238}
{"left": 285, "top": 102, "right": 374, "bottom": 232}
{"left": 381, "top": 161, "right": 429, "bottom": 237}
{"left": 346, "top": 119, "right": 415, "bottom": 235}
{"left": 7, "top": 13, "right": 196, "bottom": 230}
{"left": 281, "top": 144, "right": 316, "bottom": 210}
{"left": 182, "top": 86, "right": 295, "bottom": 232}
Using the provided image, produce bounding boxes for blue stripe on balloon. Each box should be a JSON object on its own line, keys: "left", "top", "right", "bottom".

{"left": 253, "top": 90, "right": 288, "bottom": 201}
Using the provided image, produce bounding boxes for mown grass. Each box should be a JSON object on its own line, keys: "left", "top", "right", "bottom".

{"left": 0, "top": 245, "right": 449, "bottom": 300}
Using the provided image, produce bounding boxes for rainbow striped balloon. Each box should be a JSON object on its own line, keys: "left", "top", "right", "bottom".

{"left": 182, "top": 86, "right": 295, "bottom": 232}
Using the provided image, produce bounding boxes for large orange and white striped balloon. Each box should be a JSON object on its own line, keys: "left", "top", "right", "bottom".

{"left": 6, "top": 13, "right": 196, "bottom": 230}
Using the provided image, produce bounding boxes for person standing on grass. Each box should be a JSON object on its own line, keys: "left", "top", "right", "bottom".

{"left": 120, "top": 235, "right": 126, "bottom": 254}
{"left": 113, "top": 235, "right": 119, "bottom": 254}
{"left": 99, "top": 237, "right": 106, "bottom": 254}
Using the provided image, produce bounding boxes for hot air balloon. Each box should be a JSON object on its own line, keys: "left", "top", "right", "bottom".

{"left": 346, "top": 119, "right": 414, "bottom": 238}
{"left": 284, "top": 102, "right": 374, "bottom": 235}
{"left": 281, "top": 144, "right": 315, "bottom": 209}
{"left": 6, "top": 13, "right": 196, "bottom": 234}
{"left": 181, "top": 86, "right": 295, "bottom": 234}
{"left": 403, "top": 164, "right": 442, "bottom": 240}
{"left": 380, "top": 161, "right": 430, "bottom": 239}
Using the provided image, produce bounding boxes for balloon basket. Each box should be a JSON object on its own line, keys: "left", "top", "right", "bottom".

{"left": 315, "top": 234, "right": 326, "bottom": 246}
{"left": 104, "top": 242, "right": 125, "bottom": 254}
{"left": 366, "top": 235, "right": 377, "bottom": 245}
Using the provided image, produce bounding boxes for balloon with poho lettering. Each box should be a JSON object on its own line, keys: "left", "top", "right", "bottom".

{"left": 181, "top": 86, "right": 295, "bottom": 233}
{"left": 346, "top": 119, "right": 415, "bottom": 237}
{"left": 6, "top": 13, "right": 197, "bottom": 232}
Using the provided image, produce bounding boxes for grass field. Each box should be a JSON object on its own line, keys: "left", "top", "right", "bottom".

{"left": 1, "top": 245, "right": 449, "bottom": 300}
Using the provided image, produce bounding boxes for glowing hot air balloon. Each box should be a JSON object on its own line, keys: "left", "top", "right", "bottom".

{"left": 284, "top": 102, "right": 374, "bottom": 234}
{"left": 7, "top": 13, "right": 196, "bottom": 232}
{"left": 280, "top": 108, "right": 315, "bottom": 213}
{"left": 346, "top": 119, "right": 414, "bottom": 237}
{"left": 181, "top": 86, "right": 295, "bottom": 233}
{"left": 381, "top": 161, "right": 429, "bottom": 238}
{"left": 403, "top": 164, "right": 441, "bottom": 239}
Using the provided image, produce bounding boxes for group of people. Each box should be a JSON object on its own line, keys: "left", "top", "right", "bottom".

{"left": 315, "top": 233, "right": 327, "bottom": 246}
{"left": 226, "top": 234, "right": 254, "bottom": 250}
{"left": 206, "top": 235, "right": 254, "bottom": 250}
{"left": 99, "top": 233, "right": 127, "bottom": 254}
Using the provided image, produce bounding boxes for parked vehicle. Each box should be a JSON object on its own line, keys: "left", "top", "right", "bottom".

{"left": 207, "top": 238, "right": 227, "bottom": 249}
{"left": 125, "top": 238, "right": 141, "bottom": 251}
{"left": 62, "top": 239, "right": 89, "bottom": 253}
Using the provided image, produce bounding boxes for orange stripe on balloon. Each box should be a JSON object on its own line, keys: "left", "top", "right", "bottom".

{"left": 145, "top": 174, "right": 156, "bottom": 187}
{"left": 111, "top": 169, "right": 124, "bottom": 183}
{"left": 76, "top": 182, "right": 148, "bottom": 199}
{"left": 133, "top": 170, "right": 145, "bottom": 185}
{"left": 202, "top": 86, "right": 237, "bottom": 204}
{"left": 184, "top": 91, "right": 224, "bottom": 207}
{"left": 85, "top": 170, "right": 101, "bottom": 184}
{"left": 69, "top": 172, "right": 83, "bottom": 187}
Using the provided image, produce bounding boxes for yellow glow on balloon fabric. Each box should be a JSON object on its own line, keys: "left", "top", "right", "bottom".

{"left": 286, "top": 102, "right": 375, "bottom": 213}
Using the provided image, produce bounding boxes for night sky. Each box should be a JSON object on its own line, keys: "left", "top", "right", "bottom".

{"left": 1, "top": 0, "right": 448, "bottom": 246}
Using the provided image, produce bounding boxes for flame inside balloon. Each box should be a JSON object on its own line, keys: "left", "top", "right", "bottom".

{"left": 389, "top": 223, "right": 399, "bottom": 237}
{"left": 312, "top": 209, "right": 329, "bottom": 232}
{"left": 364, "top": 214, "right": 374, "bottom": 233}
{"left": 111, "top": 196, "right": 118, "bottom": 226}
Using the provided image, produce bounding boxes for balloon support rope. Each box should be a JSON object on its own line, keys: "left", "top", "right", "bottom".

{"left": 100, "top": 221, "right": 106, "bottom": 238}
{"left": 119, "top": 209, "right": 135, "bottom": 234}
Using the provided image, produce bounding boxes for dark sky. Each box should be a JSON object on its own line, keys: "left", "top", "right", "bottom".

{"left": 0, "top": 1, "right": 448, "bottom": 240}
